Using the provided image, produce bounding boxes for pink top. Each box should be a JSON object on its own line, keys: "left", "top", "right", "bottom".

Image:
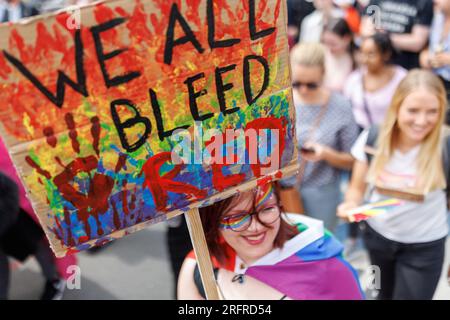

{"left": 0, "top": 137, "right": 34, "bottom": 218}
{"left": 343, "top": 66, "right": 407, "bottom": 129}
{"left": 0, "top": 137, "right": 77, "bottom": 277}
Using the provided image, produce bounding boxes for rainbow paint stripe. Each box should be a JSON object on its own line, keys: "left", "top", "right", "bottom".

{"left": 346, "top": 198, "right": 404, "bottom": 223}
{"left": 256, "top": 184, "right": 274, "bottom": 208}
{"left": 220, "top": 214, "right": 252, "bottom": 230}
{"left": 220, "top": 184, "right": 275, "bottom": 230}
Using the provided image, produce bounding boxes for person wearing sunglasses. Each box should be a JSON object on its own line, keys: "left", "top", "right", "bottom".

{"left": 280, "top": 42, "right": 359, "bottom": 232}
{"left": 177, "top": 183, "right": 364, "bottom": 300}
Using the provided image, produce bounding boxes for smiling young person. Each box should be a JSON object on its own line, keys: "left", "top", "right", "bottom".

{"left": 338, "top": 69, "right": 449, "bottom": 300}
{"left": 177, "top": 183, "right": 364, "bottom": 300}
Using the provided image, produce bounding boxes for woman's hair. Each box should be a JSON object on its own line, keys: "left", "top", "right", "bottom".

{"left": 364, "top": 32, "right": 396, "bottom": 64}
{"left": 368, "top": 69, "right": 448, "bottom": 193}
{"left": 290, "top": 42, "right": 326, "bottom": 70}
{"left": 323, "top": 17, "right": 353, "bottom": 39}
{"left": 322, "top": 17, "right": 355, "bottom": 65}
{"left": 198, "top": 183, "right": 299, "bottom": 265}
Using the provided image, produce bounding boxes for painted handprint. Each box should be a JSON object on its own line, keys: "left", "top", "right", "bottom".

{"left": 25, "top": 113, "right": 127, "bottom": 245}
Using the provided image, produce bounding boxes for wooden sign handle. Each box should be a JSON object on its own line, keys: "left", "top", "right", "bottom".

{"left": 185, "top": 208, "right": 220, "bottom": 300}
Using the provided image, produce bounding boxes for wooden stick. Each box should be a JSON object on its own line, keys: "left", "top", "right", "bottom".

{"left": 185, "top": 208, "right": 220, "bottom": 300}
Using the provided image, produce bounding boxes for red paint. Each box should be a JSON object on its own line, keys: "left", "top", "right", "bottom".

{"left": 1, "top": 0, "right": 281, "bottom": 141}
{"left": 65, "top": 113, "right": 80, "bottom": 153}
{"left": 0, "top": 53, "right": 12, "bottom": 80}
{"left": 43, "top": 127, "right": 57, "bottom": 148}
{"left": 245, "top": 117, "right": 285, "bottom": 177}
{"left": 66, "top": 247, "right": 80, "bottom": 255}
{"left": 257, "top": 175, "right": 272, "bottom": 187}
{"left": 35, "top": 22, "right": 69, "bottom": 60}
{"left": 52, "top": 155, "right": 112, "bottom": 237}
{"left": 2, "top": 22, "right": 82, "bottom": 139}
{"left": 56, "top": 12, "right": 76, "bottom": 35}
{"left": 211, "top": 163, "right": 246, "bottom": 192}
{"left": 3, "top": 0, "right": 286, "bottom": 250}
{"left": 63, "top": 207, "right": 75, "bottom": 247}
{"left": 118, "top": 0, "right": 151, "bottom": 42}
{"left": 78, "top": 236, "right": 89, "bottom": 243}
{"left": 275, "top": 170, "right": 282, "bottom": 179}
{"left": 353, "top": 214, "right": 366, "bottom": 223}
{"left": 115, "top": 154, "right": 127, "bottom": 173}
{"left": 94, "top": 4, "right": 119, "bottom": 42}
{"left": 111, "top": 199, "right": 122, "bottom": 230}
{"left": 90, "top": 116, "right": 101, "bottom": 156}
{"left": 10, "top": 29, "right": 29, "bottom": 62}
{"left": 140, "top": 152, "right": 207, "bottom": 211}
{"left": 121, "top": 180, "right": 129, "bottom": 216}
{"left": 205, "top": 132, "right": 246, "bottom": 192}
{"left": 27, "top": 118, "right": 128, "bottom": 241}
{"left": 130, "top": 191, "right": 136, "bottom": 210}
{"left": 25, "top": 156, "right": 51, "bottom": 179}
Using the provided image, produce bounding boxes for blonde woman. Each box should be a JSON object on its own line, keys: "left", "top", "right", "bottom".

{"left": 337, "top": 70, "right": 449, "bottom": 300}
{"left": 280, "top": 43, "right": 359, "bottom": 232}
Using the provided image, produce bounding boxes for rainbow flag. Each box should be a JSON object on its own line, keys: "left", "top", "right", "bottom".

{"left": 220, "top": 215, "right": 365, "bottom": 300}
{"left": 345, "top": 199, "right": 404, "bottom": 223}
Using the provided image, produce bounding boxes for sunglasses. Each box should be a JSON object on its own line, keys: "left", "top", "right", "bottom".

{"left": 292, "top": 81, "right": 320, "bottom": 90}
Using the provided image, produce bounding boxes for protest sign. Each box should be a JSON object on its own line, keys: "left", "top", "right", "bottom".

{"left": 0, "top": 0, "right": 296, "bottom": 257}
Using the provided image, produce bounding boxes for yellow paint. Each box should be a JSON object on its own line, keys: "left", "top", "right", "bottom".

{"left": 255, "top": 42, "right": 263, "bottom": 56}
{"left": 23, "top": 112, "right": 34, "bottom": 137}
{"left": 186, "top": 61, "right": 197, "bottom": 71}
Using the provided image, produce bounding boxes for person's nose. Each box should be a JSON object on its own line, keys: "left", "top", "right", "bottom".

{"left": 299, "top": 86, "right": 309, "bottom": 96}
{"left": 246, "top": 214, "right": 261, "bottom": 233}
{"left": 361, "top": 54, "right": 369, "bottom": 65}
{"left": 415, "top": 112, "right": 427, "bottom": 126}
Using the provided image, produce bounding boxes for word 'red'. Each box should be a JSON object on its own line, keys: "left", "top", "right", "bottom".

{"left": 2, "top": 0, "right": 276, "bottom": 153}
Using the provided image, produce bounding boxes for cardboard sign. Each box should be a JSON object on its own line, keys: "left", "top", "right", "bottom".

{"left": 0, "top": 0, "right": 296, "bottom": 257}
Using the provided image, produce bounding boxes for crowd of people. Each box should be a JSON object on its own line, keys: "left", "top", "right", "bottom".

{"left": 178, "top": 0, "right": 450, "bottom": 300}
{"left": 0, "top": 0, "right": 449, "bottom": 301}
{"left": 280, "top": 0, "right": 450, "bottom": 300}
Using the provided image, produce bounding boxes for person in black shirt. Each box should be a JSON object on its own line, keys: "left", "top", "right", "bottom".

{"left": 0, "top": 173, "right": 65, "bottom": 300}
{"left": 360, "top": 0, "right": 433, "bottom": 69}
{"left": 287, "top": 0, "right": 316, "bottom": 45}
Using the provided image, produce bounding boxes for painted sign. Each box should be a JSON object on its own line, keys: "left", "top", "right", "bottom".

{"left": 0, "top": 0, "right": 295, "bottom": 257}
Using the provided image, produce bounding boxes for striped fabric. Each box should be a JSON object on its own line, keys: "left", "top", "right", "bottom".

{"left": 188, "top": 214, "right": 365, "bottom": 300}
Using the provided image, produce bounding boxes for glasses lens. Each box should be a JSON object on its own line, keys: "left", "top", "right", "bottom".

{"left": 220, "top": 213, "right": 252, "bottom": 232}
{"left": 257, "top": 206, "right": 281, "bottom": 225}
{"left": 220, "top": 207, "right": 280, "bottom": 232}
